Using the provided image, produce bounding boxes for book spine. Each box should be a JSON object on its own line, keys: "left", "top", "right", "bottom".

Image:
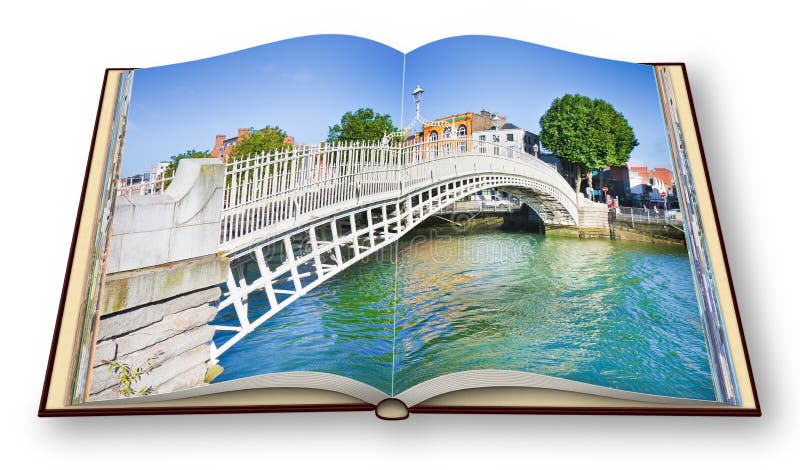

{"left": 654, "top": 66, "right": 740, "bottom": 406}
{"left": 67, "top": 70, "right": 135, "bottom": 405}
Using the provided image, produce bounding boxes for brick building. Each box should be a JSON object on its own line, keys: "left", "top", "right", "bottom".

{"left": 422, "top": 109, "right": 500, "bottom": 142}
{"left": 211, "top": 128, "right": 295, "bottom": 161}
{"left": 628, "top": 166, "right": 674, "bottom": 187}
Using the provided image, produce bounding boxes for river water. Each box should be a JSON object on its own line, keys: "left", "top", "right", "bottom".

{"left": 213, "top": 222, "right": 715, "bottom": 401}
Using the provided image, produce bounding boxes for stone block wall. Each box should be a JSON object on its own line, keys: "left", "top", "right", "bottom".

{"left": 578, "top": 204, "right": 610, "bottom": 228}
{"left": 89, "top": 255, "right": 228, "bottom": 401}
{"left": 88, "top": 158, "right": 229, "bottom": 402}
{"left": 106, "top": 158, "right": 225, "bottom": 273}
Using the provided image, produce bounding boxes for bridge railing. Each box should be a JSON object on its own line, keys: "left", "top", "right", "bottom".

{"left": 218, "top": 136, "right": 580, "bottom": 249}
{"left": 220, "top": 140, "right": 402, "bottom": 247}
{"left": 615, "top": 206, "right": 684, "bottom": 226}
{"left": 400, "top": 137, "right": 577, "bottom": 202}
{"left": 116, "top": 172, "right": 173, "bottom": 197}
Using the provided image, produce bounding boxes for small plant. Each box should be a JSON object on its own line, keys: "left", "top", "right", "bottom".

{"left": 104, "top": 355, "right": 157, "bottom": 397}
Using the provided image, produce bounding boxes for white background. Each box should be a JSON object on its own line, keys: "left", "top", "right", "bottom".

{"left": 1, "top": 1, "right": 796, "bottom": 468}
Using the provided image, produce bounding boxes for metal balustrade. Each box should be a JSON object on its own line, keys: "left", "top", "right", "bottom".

{"left": 116, "top": 172, "right": 174, "bottom": 197}
{"left": 614, "top": 206, "right": 684, "bottom": 226}
{"left": 218, "top": 136, "right": 579, "bottom": 251}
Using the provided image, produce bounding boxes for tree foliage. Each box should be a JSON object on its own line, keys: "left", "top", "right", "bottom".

{"left": 104, "top": 355, "right": 157, "bottom": 397}
{"left": 165, "top": 149, "right": 211, "bottom": 178}
{"left": 327, "top": 108, "right": 397, "bottom": 142}
{"left": 231, "top": 125, "right": 290, "bottom": 159}
{"left": 539, "top": 94, "right": 638, "bottom": 189}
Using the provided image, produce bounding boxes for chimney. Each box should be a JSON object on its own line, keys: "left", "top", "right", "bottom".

{"left": 237, "top": 128, "right": 251, "bottom": 140}
{"left": 283, "top": 136, "right": 295, "bottom": 145}
{"left": 480, "top": 109, "right": 490, "bottom": 119}
{"left": 211, "top": 134, "right": 225, "bottom": 158}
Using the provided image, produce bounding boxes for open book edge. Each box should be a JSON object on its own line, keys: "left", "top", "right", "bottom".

{"left": 80, "top": 369, "right": 722, "bottom": 410}
{"left": 40, "top": 59, "right": 760, "bottom": 417}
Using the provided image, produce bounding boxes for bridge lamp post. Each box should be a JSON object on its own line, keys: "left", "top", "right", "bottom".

{"left": 411, "top": 85, "right": 424, "bottom": 127}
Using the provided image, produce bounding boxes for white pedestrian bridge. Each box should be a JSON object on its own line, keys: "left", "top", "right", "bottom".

{"left": 117, "top": 137, "right": 600, "bottom": 360}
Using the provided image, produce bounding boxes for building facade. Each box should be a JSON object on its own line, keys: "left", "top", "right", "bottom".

{"left": 628, "top": 166, "right": 674, "bottom": 188}
{"left": 421, "top": 109, "right": 499, "bottom": 142}
{"left": 419, "top": 109, "right": 583, "bottom": 189}
{"left": 150, "top": 161, "right": 170, "bottom": 180}
{"left": 627, "top": 165, "right": 676, "bottom": 207}
{"left": 472, "top": 123, "right": 539, "bottom": 157}
{"left": 211, "top": 128, "right": 251, "bottom": 160}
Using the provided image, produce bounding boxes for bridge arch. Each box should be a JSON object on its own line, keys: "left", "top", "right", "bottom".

{"left": 211, "top": 136, "right": 593, "bottom": 359}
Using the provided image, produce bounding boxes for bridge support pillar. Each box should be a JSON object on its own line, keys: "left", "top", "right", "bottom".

{"left": 502, "top": 204, "right": 546, "bottom": 233}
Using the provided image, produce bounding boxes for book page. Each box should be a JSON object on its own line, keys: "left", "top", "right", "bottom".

{"left": 390, "top": 36, "right": 735, "bottom": 405}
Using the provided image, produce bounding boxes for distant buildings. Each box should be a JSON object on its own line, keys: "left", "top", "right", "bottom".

{"left": 600, "top": 164, "right": 676, "bottom": 207}
{"left": 628, "top": 166, "right": 674, "bottom": 188}
{"left": 411, "top": 109, "right": 577, "bottom": 188}
{"left": 472, "top": 122, "right": 539, "bottom": 157}
{"left": 117, "top": 161, "right": 171, "bottom": 196}
{"left": 150, "top": 161, "right": 170, "bottom": 180}
{"left": 421, "top": 109, "right": 498, "bottom": 141}
{"left": 120, "top": 126, "right": 299, "bottom": 193}
{"left": 629, "top": 166, "right": 673, "bottom": 207}
{"left": 211, "top": 128, "right": 251, "bottom": 160}
{"left": 211, "top": 128, "right": 295, "bottom": 161}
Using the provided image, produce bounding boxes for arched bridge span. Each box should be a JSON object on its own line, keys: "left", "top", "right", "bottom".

{"left": 211, "top": 138, "right": 593, "bottom": 360}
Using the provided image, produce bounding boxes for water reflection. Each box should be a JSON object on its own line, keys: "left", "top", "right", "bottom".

{"left": 214, "top": 223, "right": 714, "bottom": 400}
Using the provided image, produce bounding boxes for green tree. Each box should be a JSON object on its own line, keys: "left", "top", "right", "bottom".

{"left": 538, "top": 94, "right": 638, "bottom": 195}
{"left": 164, "top": 149, "right": 211, "bottom": 180}
{"left": 231, "top": 125, "right": 290, "bottom": 159}
{"left": 327, "top": 108, "right": 397, "bottom": 142}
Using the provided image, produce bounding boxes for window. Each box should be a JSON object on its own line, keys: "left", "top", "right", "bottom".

{"left": 456, "top": 125, "right": 468, "bottom": 151}
{"left": 442, "top": 126, "right": 452, "bottom": 139}
{"left": 506, "top": 133, "right": 514, "bottom": 142}
{"left": 428, "top": 130, "right": 439, "bottom": 158}
{"left": 479, "top": 135, "right": 486, "bottom": 141}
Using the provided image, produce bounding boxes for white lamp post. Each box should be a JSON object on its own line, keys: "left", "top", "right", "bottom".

{"left": 412, "top": 85, "right": 424, "bottom": 126}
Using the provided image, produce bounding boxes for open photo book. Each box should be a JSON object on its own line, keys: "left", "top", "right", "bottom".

{"left": 40, "top": 35, "right": 759, "bottom": 419}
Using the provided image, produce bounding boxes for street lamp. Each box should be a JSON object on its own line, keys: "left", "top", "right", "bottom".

{"left": 412, "top": 85, "right": 424, "bottom": 123}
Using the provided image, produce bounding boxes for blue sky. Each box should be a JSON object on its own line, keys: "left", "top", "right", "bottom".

{"left": 123, "top": 35, "right": 403, "bottom": 175}
{"left": 122, "top": 34, "right": 670, "bottom": 175}
{"left": 404, "top": 36, "right": 670, "bottom": 170}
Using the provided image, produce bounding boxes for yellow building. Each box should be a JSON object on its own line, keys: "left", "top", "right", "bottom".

{"left": 422, "top": 109, "right": 503, "bottom": 141}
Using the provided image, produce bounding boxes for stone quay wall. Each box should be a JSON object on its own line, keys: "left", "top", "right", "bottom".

{"left": 578, "top": 203, "right": 611, "bottom": 228}
{"left": 89, "top": 256, "right": 227, "bottom": 401}
{"left": 88, "top": 159, "right": 229, "bottom": 402}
